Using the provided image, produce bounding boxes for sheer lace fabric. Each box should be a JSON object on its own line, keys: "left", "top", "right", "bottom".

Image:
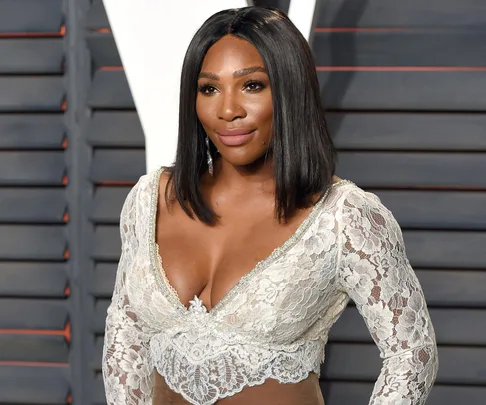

{"left": 102, "top": 168, "right": 438, "bottom": 405}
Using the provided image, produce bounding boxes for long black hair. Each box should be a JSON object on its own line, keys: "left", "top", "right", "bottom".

{"left": 166, "top": 6, "right": 337, "bottom": 225}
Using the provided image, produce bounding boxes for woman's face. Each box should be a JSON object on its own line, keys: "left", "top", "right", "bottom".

{"left": 196, "top": 35, "right": 273, "bottom": 168}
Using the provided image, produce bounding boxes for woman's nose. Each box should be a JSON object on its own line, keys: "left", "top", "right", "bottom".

{"left": 218, "top": 93, "right": 246, "bottom": 121}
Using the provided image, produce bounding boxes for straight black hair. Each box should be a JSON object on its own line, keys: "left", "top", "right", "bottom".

{"left": 166, "top": 6, "right": 337, "bottom": 225}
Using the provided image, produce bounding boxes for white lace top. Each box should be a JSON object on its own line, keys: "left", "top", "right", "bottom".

{"left": 102, "top": 167, "right": 438, "bottom": 405}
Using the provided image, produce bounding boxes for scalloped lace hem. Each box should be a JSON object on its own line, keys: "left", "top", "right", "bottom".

{"left": 156, "top": 363, "right": 318, "bottom": 405}
{"left": 150, "top": 340, "right": 322, "bottom": 405}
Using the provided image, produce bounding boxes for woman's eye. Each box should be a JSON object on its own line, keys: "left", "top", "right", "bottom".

{"left": 244, "top": 81, "right": 264, "bottom": 92}
{"left": 198, "top": 85, "right": 218, "bottom": 94}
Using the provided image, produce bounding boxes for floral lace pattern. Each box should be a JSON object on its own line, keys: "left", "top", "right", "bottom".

{"left": 102, "top": 168, "right": 438, "bottom": 405}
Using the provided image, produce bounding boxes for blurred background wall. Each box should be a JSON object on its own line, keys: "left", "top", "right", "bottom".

{"left": 0, "top": 0, "right": 486, "bottom": 404}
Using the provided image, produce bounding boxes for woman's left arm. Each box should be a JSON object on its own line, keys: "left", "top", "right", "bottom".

{"left": 337, "top": 190, "right": 439, "bottom": 405}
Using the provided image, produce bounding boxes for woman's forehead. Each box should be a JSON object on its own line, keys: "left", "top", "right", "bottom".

{"left": 201, "top": 36, "right": 265, "bottom": 72}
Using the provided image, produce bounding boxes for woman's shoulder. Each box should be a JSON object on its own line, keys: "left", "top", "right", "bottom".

{"left": 326, "top": 178, "right": 398, "bottom": 228}
{"left": 331, "top": 180, "right": 404, "bottom": 246}
{"left": 120, "top": 167, "right": 167, "bottom": 217}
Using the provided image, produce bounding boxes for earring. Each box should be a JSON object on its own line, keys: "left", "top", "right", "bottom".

{"left": 205, "top": 136, "right": 214, "bottom": 176}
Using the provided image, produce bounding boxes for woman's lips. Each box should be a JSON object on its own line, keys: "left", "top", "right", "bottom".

{"left": 216, "top": 129, "right": 256, "bottom": 146}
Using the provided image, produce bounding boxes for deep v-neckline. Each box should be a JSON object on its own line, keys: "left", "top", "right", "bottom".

{"left": 148, "top": 167, "right": 348, "bottom": 315}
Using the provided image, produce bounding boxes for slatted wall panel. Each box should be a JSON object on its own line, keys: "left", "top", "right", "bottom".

{"left": 85, "top": 1, "right": 145, "bottom": 401}
{"left": 314, "top": 1, "right": 486, "bottom": 404}
{"left": 0, "top": 0, "right": 70, "bottom": 403}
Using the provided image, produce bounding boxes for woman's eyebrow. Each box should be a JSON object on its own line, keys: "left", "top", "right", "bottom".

{"left": 198, "top": 72, "right": 219, "bottom": 80}
{"left": 233, "top": 66, "right": 267, "bottom": 78}
{"left": 198, "top": 66, "right": 267, "bottom": 81}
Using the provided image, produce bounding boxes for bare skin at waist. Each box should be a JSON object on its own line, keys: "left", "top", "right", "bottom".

{"left": 152, "top": 370, "right": 325, "bottom": 405}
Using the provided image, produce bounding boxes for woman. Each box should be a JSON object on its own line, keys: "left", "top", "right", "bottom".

{"left": 102, "top": 6, "right": 438, "bottom": 405}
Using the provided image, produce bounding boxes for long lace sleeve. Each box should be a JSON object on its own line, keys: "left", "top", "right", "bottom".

{"left": 337, "top": 190, "right": 438, "bottom": 405}
{"left": 102, "top": 182, "right": 154, "bottom": 404}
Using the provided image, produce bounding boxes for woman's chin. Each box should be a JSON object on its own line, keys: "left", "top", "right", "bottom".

{"left": 219, "top": 150, "right": 271, "bottom": 170}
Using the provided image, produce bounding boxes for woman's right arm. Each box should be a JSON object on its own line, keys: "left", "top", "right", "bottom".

{"left": 102, "top": 181, "right": 154, "bottom": 404}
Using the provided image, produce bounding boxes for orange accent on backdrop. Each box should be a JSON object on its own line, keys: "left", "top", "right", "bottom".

{"left": 0, "top": 321, "right": 71, "bottom": 342}
{"left": 0, "top": 24, "right": 65, "bottom": 38}
{"left": 316, "top": 66, "right": 486, "bottom": 71}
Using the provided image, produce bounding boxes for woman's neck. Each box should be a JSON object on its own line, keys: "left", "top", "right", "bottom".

{"left": 208, "top": 155, "right": 275, "bottom": 197}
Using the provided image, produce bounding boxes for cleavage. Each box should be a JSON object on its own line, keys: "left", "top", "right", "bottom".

{"left": 156, "top": 208, "right": 310, "bottom": 311}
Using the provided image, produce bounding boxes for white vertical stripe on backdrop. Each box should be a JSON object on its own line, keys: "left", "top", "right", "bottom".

{"left": 288, "top": 0, "right": 318, "bottom": 42}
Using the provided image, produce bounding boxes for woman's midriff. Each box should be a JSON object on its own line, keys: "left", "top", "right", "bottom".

{"left": 152, "top": 369, "right": 325, "bottom": 405}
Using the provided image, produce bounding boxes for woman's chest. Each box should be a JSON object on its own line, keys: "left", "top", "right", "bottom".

{"left": 128, "top": 218, "right": 341, "bottom": 342}
{"left": 156, "top": 203, "right": 317, "bottom": 311}
{"left": 129, "top": 181, "right": 344, "bottom": 338}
